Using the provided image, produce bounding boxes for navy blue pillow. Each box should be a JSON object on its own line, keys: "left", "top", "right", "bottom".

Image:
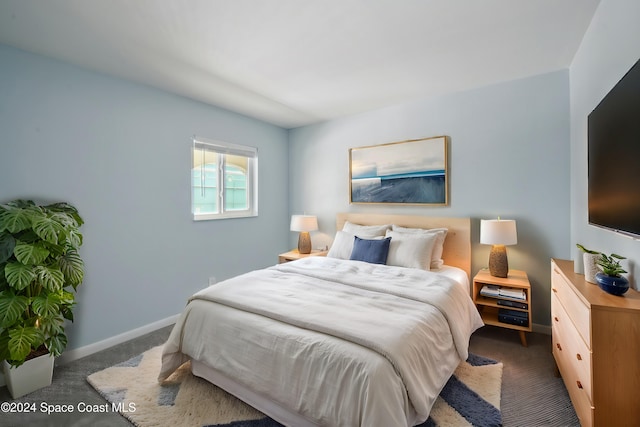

{"left": 350, "top": 236, "right": 391, "bottom": 265}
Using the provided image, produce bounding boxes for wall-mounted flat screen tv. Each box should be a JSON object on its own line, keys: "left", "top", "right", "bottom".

{"left": 588, "top": 57, "right": 640, "bottom": 238}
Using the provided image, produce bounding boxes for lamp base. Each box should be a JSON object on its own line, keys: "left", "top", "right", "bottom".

{"left": 298, "top": 231, "right": 312, "bottom": 254}
{"left": 488, "top": 245, "right": 509, "bottom": 278}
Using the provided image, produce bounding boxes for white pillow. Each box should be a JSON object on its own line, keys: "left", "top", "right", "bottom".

{"left": 327, "top": 230, "right": 385, "bottom": 260}
{"left": 342, "top": 221, "right": 390, "bottom": 237}
{"left": 391, "top": 225, "right": 448, "bottom": 269}
{"left": 327, "top": 231, "right": 356, "bottom": 259}
{"left": 385, "top": 230, "right": 438, "bottom": 270}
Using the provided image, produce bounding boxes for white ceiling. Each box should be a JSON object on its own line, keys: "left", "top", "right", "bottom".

{"left": 0, "top": 0, "right": 600, "bottom": 129}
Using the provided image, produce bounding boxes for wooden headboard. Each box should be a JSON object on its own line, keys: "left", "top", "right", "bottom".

{"left": 336, "top": 213, "right": 471, "bottom": 279}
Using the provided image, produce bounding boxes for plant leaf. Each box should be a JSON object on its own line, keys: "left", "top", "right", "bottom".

{"left": 45, "top": 202, "right": 84, "bottom": 227}
{"left": 13, "top": 241, "right": 50, "bottom": 265}
{"left": 64, "top": 230, "right": 83, "bottom": 249}
{"left": 31, "top": 293, "right": 62, "bottom": 318}
{"left": 7, "top": 325, "right": 43, "bottom": 362}
{"left": 0, "top": 330, "right": 11, "bottom": 361}
{"left": 31, "top": 215, "right": 63, "bottom": 244}
{"left": 35, "top": 266, "right": 65, "bottom": 292}
{"left": 0, "top": 290, "right": 29, "bottom": 328}
{"left": 45, "top": 332, "right": 67, "bottom": 357}
{"left": 59, "top": 249, "right": 84, "bottom": 286}
{"left": 576, "top": 243, "right": 600, "bottom": 254}
{"left": 0, "top": 206, "right": 32, "bottom": 234}
{"left": 59, "top": 290, "right": 75, "bottom": 321}
{"left": 0, "top": 233, "right": 16, "bottom": 264}
{"left": 0, "top": 263, "right": 8, "bottom": 288}
{"left": 4, "top": 262, "right": 35, "bottom": 290}
{"left": 6, "top": 200, "right": 36, "bottom": 209}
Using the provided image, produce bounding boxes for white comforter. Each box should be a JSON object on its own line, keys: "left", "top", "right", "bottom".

{"left": 159, "top": 257, "right": 483, "bottom": 426}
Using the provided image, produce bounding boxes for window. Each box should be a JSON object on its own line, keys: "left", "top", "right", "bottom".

{"left": 192, "top": 136, "right": 258, "bottom": 220}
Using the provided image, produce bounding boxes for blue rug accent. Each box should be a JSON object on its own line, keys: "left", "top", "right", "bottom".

{"left": 466, "top": 352, "right": 498, "bottom": 367}
{"left": 426, "top": 373, "right": 502, "bottom": 427}
{"left": 158, "top": 382, "right": 181, "bottom": 406}
{"left": 102, "top": 387, "right": 127, "bottom": 404}
{"left": 115, "top": 352, "right": 144, "bottom": 368}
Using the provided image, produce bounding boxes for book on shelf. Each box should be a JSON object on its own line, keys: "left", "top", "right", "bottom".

{"left": 498, "top": 286, "right": 526, "bottom": 300}
{"left": 498, "top": 308, "right": 529, "bottom": 327}
{"left": 497, "top": 299, "right": 528, "bottom": 309}
{"left": 480, "top": 285, "right": 500, "bottom": 297}
{"left": 479, "top": 285, "right": 526, "bottom": 301}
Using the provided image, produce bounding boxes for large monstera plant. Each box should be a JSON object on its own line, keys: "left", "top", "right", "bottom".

{"left": 0, "top": 200, "right": 84, "bottom": 367}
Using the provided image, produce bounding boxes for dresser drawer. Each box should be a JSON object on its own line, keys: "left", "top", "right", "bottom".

{"left": 552, "top": 292, "right": 593, "bottom": 401}
{"left": 551, "top": 266, "right": 591, "bottom": 347}
{"left": 553, "top": 335, "right": 595, "bottom": 427}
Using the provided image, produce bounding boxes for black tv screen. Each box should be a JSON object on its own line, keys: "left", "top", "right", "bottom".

{"left": 588, "top": 57, "right": 640, "bottom": 238}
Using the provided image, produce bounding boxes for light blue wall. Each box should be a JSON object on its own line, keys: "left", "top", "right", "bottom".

{"left": 0, "top": 45, "right": 290, "bottom": 350}
{"left": 570, "top": 0, "right": 640, "bottom": 289}
{"left": 289, "top": 71, "right": 572, "bottom": 327}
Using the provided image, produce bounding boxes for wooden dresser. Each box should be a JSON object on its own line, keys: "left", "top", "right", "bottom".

{"left": 551, "top": 259, "right": 640, "bottom": 426}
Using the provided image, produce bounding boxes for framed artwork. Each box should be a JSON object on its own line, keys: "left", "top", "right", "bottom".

{"left": 349, "top": 135, "right": 448, "bottom": 205}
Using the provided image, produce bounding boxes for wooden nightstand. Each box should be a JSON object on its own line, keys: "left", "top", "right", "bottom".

{"left": 472, "top": 268, "right": 532, "bottom": 346}
{"left": 278, "top": 249, "right": 328, "bottom": 264}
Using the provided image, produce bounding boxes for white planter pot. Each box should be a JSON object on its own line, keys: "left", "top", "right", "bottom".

{"left": 583, "top": 252, "right": 600, "bottom": 284}
{"left": 2, "top": 353, "right": 54, "bottom": 399}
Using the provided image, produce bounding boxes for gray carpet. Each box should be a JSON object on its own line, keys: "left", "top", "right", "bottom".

{"left": 0, "top": 325, "right": 579, "bottom": 427}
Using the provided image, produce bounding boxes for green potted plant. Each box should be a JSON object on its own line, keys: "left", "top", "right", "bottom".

{"left": 0, "top": 200, "right": 85, "bottom": 398}
{"left": 595, "top": 252, "right": 629, "bottom": 296}
{"left": 576, "top": 243, "right": 601, "bottom": 284}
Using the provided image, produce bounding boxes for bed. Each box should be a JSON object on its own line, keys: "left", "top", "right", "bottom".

{"left": 158, "top": 213, "right": 483, "bottom": 426}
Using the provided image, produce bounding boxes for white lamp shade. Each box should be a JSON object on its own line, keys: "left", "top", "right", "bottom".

{"left": 480, "top": 219, "right": 517, "bottom": 245}
{"left": 290, "top": 215, "right": 318, "bottom": 232}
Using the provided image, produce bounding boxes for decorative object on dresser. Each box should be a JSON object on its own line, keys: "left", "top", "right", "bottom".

{"left": 576, "top": 244, "right": 601, "bottom": 284}
{"left": 278, "top": 249, "right": 327, "bottom": 264}
{"left": 480, "top": 218, "right": 517, "bottom": 278}
{"left": 551, "top": 259, "right": 640, "bottom": 426}
{"left": 289, "top": 214, "right": 318, "bottom": 254}
{"left": 472, "top": 268, "right": 532, "bottom": 346}
{"left": 594, "top": 252, "right": 629, "bottom": 296}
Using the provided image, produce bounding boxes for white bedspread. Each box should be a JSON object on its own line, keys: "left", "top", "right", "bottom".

{"left": 159, "top": 257, "right": 483, "bottom": 426}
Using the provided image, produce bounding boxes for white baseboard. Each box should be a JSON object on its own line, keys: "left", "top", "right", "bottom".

{"left": 0, "top": 314, "right": 179, "bottom": 388}
{"left": 56, "top": 314, "right": 179, "bottom": 366}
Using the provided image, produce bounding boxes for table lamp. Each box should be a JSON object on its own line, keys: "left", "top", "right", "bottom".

{"left": 480, "top": 218, "right": 517, "bottom": 278}
{"left": 290, "top": 215, "right": 318, "bottom": 254}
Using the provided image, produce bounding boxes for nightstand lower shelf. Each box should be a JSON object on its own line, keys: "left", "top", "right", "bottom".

{"left": 477, "top": 305, "right": 530, "bottom": 346}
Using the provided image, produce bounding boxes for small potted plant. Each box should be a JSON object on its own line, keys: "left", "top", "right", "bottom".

{"left": 0, "top": 200, "right": 85, "bottom": 398}
{"left": 595, "top": 252, "right": 629, "bottom": 296}
{"left": 576, "top": 244, "right": 600, "bottom": 284}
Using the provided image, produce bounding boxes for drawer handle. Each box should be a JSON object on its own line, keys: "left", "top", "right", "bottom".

{"left": 554, "top": 316, "right": 559, "bottom": 322}
{"left": 552, "top": 288, "right": 558, "bottom": 293}
{"left": 557, "top": 343, "right": 562, "bottom": 351}
{"left": 576, "top": 380, "right": 583, "bottom": 389}
{"left": 576, "top": 353, "right": 582, "bottom": 361}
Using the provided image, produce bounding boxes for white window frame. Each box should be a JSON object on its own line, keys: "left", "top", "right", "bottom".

{"left": 192, "top": 136, "right": 258, "bottom": 221}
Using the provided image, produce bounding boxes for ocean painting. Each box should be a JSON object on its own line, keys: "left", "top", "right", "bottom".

{"left": 350, "top": 136, "right": 448, "bottom": 205}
